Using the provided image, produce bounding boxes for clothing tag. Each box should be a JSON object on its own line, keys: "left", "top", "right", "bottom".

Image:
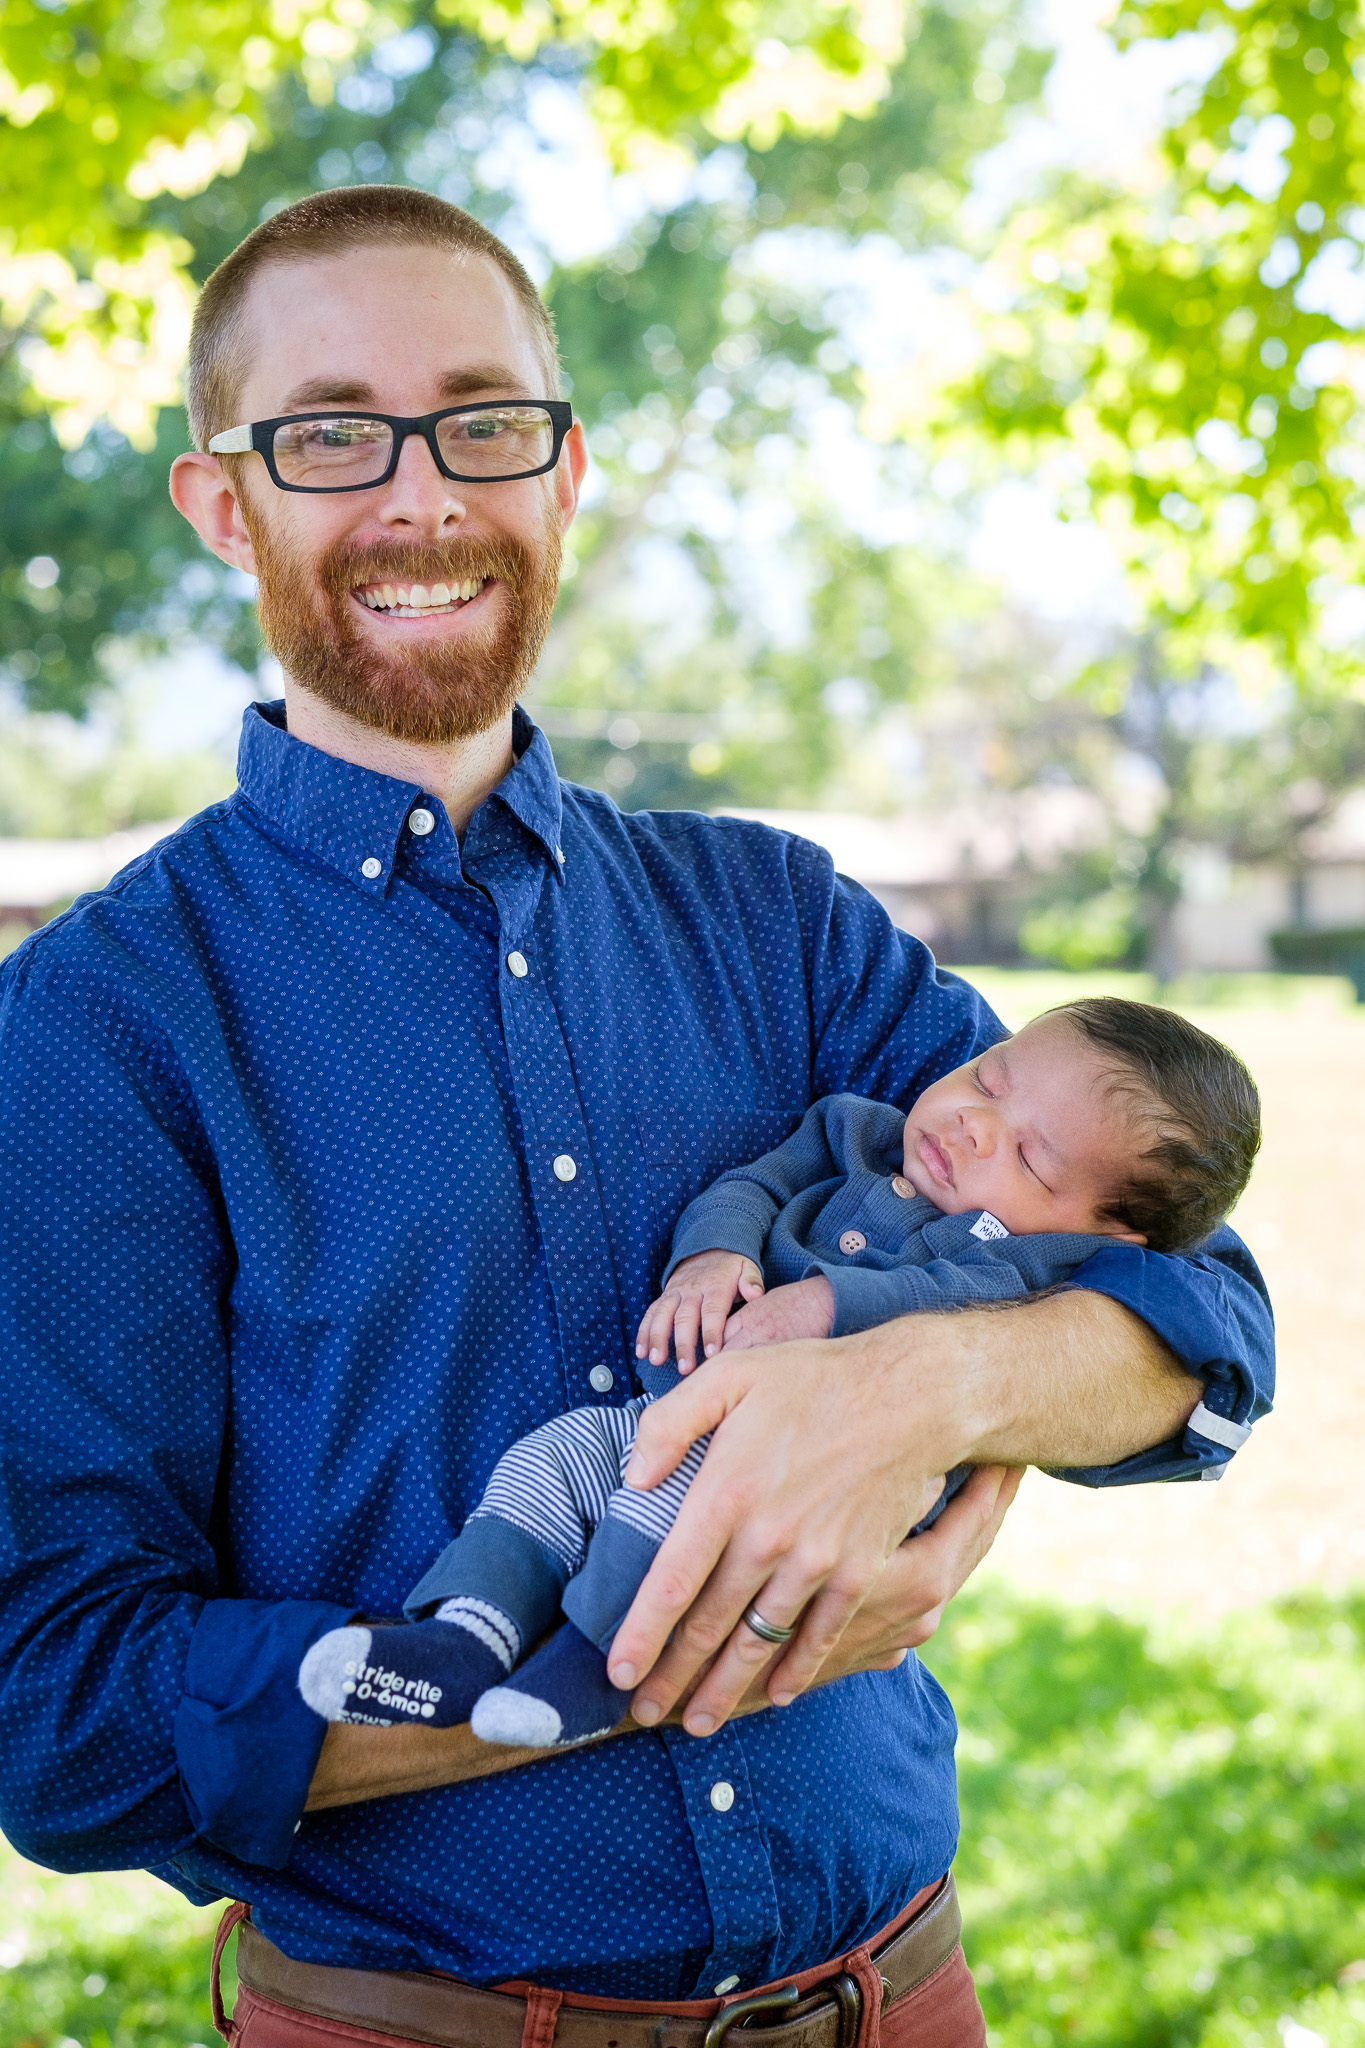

{"left": 969, "top": 1211, "right": 1010, "bottom": 1242}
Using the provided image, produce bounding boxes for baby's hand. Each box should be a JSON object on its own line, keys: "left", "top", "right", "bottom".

{"left": 721, "top": 1275, "right": 836, "bottom": 1351}
{"left": 636, "top": 1251, "right": 765, "bottom": 1373}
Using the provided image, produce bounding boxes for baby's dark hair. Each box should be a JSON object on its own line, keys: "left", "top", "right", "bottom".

{"left": 1043, "top": 996, "right": 1261, "bottom": 1252}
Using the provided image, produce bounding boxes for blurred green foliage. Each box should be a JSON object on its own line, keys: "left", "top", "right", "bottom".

{"left": 927, "top": 1587, "right": 1365, "bottom": 2047}
{"left": 0, "top": 0, "right": 1043, "bottom": 818}
{"left": 2, "top": 1589, "right": 1362, "bottom": 2047}
{"left": 945, "top": 0, "right": 1365, "bottom": 678}
{"left": 0, "top": 0, "right": 902, "bottom": 404}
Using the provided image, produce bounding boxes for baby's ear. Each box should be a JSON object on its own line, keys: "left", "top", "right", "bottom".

{"left": 1099, "top": 1221, "right": 1147, "bottom": 1246}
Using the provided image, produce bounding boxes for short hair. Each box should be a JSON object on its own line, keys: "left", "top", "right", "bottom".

{"left": 1045, "top": 996, "right": 1261, "bottom": 1252}
{"left": 186, "top": 184, "right": 561, "bottom": 451}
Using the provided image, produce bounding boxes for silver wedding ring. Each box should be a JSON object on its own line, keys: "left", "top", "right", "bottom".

{"left": 742, "top": 1603, "right": 796, "bottom": 1645}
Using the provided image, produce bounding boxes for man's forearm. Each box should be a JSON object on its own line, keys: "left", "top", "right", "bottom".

{"left": 874, "top": 1287, "right": 1201, "bottom": 1473}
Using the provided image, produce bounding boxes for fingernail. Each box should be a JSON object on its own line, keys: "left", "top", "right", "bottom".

{"left": 686, "top": 1712, "right": 714, "bottom": 1736}
{"left": 705, "top": 1343, "right": 716, "bottom": 1356}
{"left": 624, "top": 1454, "right": 645, "bottom": 1486}
{"left": 772, "top": 1692, "right": 794, "bottom": 1708}
{"left": 650, "top": 1348, "right": 663, "bottom": 1363}
{"left": 632, "top": 1697, "right": 660, "bottom": 1726}
{"left": 611, "top": 1661, "right": 637, "bottom": 1690}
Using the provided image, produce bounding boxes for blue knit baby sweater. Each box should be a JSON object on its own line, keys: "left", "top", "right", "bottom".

{"left": 664, "top": 1093, "right": 1123, "bottom": 1337}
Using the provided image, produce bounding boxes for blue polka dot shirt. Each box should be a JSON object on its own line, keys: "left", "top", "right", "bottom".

{"left": 0, "top": 703, "right": 1273, "bottom": 1996}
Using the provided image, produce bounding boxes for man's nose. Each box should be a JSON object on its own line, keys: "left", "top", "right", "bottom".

{"left": 375, "top": 429, "right": 469, "bottom": 536}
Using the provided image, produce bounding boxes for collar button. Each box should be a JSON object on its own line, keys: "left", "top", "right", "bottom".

{"left": 360, "top": 857, "right": 382, "bottom": 880}
{"left": 408, "top": 807, "right": 436, "bottom": 836}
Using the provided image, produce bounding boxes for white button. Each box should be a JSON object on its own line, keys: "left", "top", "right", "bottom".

{"left": 709, "top": 1780, "right": 735, "bottom": 1812}
{"left": 553, "top": 1154, "right": 577, "bottom": 1182}
{"left": 507, "top": 951, "right": 529, "bottom": 978}
{"left": 589, "top": 1365, "right": 614, "bottom": 1393}
{"left": 360, "top": 857, "right": 382, "bottom": 880}
{"left": 714, "top": 1975, "right": 740, "bottom": 1994}
{"left": 839, "top": 1229, "right": 867, "bottom": 1255}
{"left": 891, "top": 1175, "right": 916, "bottom": 1199}
{"left": 408, "top": 807, "right": 435, "bottom": 836}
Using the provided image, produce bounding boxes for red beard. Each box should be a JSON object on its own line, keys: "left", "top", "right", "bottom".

{"left": 245, "top": 505, "right": 561, "bottom": 744}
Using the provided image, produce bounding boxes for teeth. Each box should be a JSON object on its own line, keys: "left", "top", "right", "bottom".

{"left": 357, "top": 575, "right": 486, "bottom": 611}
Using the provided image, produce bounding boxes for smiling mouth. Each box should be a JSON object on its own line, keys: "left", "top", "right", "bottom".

{"left": 917, "top": 1133, "right": 954, "bottom": 1188}
{"left": 353, "top": 576, "right": 487, "bottom": 619}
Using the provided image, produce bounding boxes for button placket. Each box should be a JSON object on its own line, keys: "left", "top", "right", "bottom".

{"left": 662, "top": 1723, "right": 782, "bottom": 1994}
{"left": 479, "top": 870, "right": 630, "bottom": 1400}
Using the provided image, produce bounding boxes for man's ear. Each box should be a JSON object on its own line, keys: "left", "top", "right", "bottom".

{"left": 169, "top": 452, "right": 258, "bottom": 574}
{"left": 554, "top": 420, "right": 588, "bottom": 535}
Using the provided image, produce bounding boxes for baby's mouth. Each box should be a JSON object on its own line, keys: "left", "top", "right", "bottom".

{"left": 353, "top": 576, "right": 486, "bottom": 619}
{"left": 916, "top": 1132, "right": 955, "bottom": 1189}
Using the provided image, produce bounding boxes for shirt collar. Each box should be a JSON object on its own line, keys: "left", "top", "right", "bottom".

{"left": 234, "top": 701, "right": 565, "bottom": 893}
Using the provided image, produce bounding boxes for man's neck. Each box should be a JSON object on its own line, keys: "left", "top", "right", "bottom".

{"left": 282, "top": 684, "right": 517, "bottom": 837}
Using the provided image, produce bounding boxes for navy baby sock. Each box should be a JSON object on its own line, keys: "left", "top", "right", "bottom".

{"left": 299, "top": 1599, "right": 519, "bottom": 1728}
{"left": 471, "top": 1510, "right": 656, "bottom": 1748}
{"left": 470, "top": 1620, "right": 632, "bottom": 1748}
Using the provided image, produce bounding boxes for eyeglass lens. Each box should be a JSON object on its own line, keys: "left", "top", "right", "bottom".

{"left": 271, "top": 406, "right": 557, "bottom": 487}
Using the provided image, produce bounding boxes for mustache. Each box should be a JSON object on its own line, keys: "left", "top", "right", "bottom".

{"left": 320, "top": 534, "right": 533, "bottom": 599}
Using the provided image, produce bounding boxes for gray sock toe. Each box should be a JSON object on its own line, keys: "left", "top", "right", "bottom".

{"left": 299, "top": 1626, "right": 374, "bottom": 1719}
{"left": 470, "top": 1686, "right": 564, "bottom": 1748}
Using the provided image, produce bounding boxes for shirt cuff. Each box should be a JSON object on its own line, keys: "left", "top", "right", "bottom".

{"left": 664, "top": 1206, "right": 770, "bottom": 1283}
{"left": 815, "top": 1261, "right": 934, "bottom": 1337}
{"left": 174, "top": 1596, "right": 359, "bottom": 1869}
{"left": 1048, "top": 1236, "right": 1273, "bottom": 1487}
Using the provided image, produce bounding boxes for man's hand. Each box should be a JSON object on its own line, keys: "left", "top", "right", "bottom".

{"left": 305, "top": 1467, "right": 1022, "bottom": 1813}
{"left": 635, "top": 1249, "right": 764, "bottom": 1373}
{"left": 609, "top": 1329, "right": 955, "bottom": 1731}
{"left": 609, "top": 1291, "right": 1199, "bottom": 1736}
{"left": 722, "top": 1275, "right": 835, "bottom": 1351}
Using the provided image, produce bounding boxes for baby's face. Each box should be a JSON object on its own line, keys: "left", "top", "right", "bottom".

{"left": 901, "top": 1014, "right": 1146, "bottom": 1241}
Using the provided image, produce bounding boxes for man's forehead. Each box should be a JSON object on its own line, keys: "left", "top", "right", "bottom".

{"left": 235, "top": 244, "right": 544, "bottom": 414}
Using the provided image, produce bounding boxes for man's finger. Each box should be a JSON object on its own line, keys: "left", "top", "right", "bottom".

{"left": 681, "top": 1566, "right": 872, "bottom": 1731}
{"left": 623, "top": 1364, "right": 740, "bottom": 1491}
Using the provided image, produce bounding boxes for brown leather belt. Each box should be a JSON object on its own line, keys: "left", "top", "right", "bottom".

{"left": 223, "top": 1874, "right": 962, "bottom": 2048}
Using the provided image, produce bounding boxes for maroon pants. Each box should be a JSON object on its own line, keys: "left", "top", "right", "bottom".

{"left": 214, "top": 1889, "right": 987, "bottom": 2048}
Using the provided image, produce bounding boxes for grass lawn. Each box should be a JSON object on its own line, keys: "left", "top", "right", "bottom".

{"left": 2, "top": 971, "right": 1358, "bottom": 2047}
{"left": 2, "top": 1589, "right": 1362, "bottom": 2048}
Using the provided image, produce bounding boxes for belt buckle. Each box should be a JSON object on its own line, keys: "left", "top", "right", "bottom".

{"left": 704, "top": 1982, "right": 800, "bottom": 2043}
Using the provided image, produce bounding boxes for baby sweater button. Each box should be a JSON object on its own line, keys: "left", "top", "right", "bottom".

{"left": 838, "top": 1229, "right": 867, "bottom": 1255}
{"left": 891, "top": 1175, "right": 916, "bottom": 1199}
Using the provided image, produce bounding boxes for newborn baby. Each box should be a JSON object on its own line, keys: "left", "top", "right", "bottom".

{"left": 299, "top": 996, "right": 1260, "bottom": 1748}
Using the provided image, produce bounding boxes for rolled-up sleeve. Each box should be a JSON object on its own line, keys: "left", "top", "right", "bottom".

{"left": 1047, "top": 1229, "right": 1274, "bottom": 1486}
{"left": 0, "top": 964, "right": 352, "bottom": 1873}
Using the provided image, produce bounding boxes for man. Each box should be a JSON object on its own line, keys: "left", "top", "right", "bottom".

{"left": 0, "top": 187, "right": 1271, "bottom": 2046}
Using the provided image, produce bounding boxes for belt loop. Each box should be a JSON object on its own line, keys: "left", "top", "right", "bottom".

{"left": 210, "top": 1901, "right": 251, "bottom": 2043}
{"left": 522, "top": 1983, "right": 563, "bottom": 2048}
{"left": 840, "top": 1945, "right": 884, "bottom": 2048}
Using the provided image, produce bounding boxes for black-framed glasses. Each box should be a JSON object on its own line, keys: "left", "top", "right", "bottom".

{"left": 208, "top": 400, "right": 574, "bottom": 493}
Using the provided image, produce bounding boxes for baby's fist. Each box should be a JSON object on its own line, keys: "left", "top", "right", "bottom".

{"left": 636, "top": 1250, "right": 764, "bottom": 1373}
{"left": 722, "top": 1274, "right": 835, "bottom": 1351}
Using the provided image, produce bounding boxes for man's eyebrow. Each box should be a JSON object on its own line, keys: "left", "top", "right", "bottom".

{"left": 274, "top": 365, "right": 535, "bottom": 414}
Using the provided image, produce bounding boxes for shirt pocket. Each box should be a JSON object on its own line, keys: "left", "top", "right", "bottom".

{"left": 632, "top": 1096, "right": 805, "bottom": 1279}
